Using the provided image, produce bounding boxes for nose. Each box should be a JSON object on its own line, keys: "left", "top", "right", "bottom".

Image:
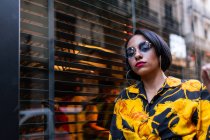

{"left": 134, "top": 49, "right": 143, "bottom": 60}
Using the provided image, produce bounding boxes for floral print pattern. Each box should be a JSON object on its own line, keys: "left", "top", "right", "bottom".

{"left": 110, "top": 77, "right": 210, "bottom": 140}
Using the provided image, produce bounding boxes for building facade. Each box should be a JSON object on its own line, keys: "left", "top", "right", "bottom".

{"left": 181, "top": 0, "right": 210, "bottom": 79}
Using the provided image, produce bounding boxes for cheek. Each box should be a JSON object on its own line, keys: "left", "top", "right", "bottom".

{"left": 150, "top": 55, "right": 157, "bottom": 61}
{"left": 149, "top": 54, "right": 159, "bottom": 66}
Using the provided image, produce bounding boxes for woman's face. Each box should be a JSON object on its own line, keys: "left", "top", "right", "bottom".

{"left": 126, "top": 35, "right": 160, "bottom": 77}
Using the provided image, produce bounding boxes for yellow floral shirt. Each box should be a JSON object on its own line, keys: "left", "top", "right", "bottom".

{"left": 110, "top": 77, "right": 210, "bottom": 140}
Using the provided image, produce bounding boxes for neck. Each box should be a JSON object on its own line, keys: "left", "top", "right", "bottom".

{"left": 141, "top": 70, "right": 167, "bottom": 102}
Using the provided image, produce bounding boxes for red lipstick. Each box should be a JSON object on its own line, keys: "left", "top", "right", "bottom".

{"left": 135, "top": 62, "right": 146, "bottom": 68}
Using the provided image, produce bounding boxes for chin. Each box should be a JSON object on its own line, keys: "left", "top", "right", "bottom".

{"left": 134, "top": 67, "right": 154, "bottom": 77}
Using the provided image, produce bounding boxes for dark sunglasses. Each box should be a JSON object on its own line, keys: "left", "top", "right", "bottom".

{"left": 126, "top": 41, "right": 152, "bottom": 58}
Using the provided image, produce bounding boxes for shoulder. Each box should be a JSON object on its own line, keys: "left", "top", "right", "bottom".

{"left": 115, "top": 83, "right": 140, "bottom": 102}
{"left": 165, "top": 76, "right": 182, "bottom": 87}
{"left": 166, "top": 76, "right": 204, "bottom": 92}
{"left": 181, "top": 78, "right": 205, "bottom": 92}
{"left": 168, "top": 76, "right": 205, "bottom": 92}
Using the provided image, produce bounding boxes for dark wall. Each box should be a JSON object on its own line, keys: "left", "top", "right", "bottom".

{"left": 0, "top": 0, "right": 19, "bottom": 139}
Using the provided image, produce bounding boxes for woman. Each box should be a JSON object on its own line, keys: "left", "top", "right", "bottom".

{"left": 110, "top": 29, "right": 210, "bottom": 139}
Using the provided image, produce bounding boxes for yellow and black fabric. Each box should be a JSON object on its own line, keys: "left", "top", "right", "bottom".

{"left": 110, "top": 77, "right": 210, "bottom": 140}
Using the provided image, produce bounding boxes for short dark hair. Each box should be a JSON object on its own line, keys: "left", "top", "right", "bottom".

{"left": 125, "top": 28, "right": 172, "bottom": 80}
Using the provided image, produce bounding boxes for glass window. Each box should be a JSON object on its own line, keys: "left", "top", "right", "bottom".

{"left": 165, "top": 3, "right": 172, "bottom": 18}
{"left": 204, "top": 28, "right": 208, "bottom": 39}
{"left": 20, "top": 0, "right": 132, "bottom": 139}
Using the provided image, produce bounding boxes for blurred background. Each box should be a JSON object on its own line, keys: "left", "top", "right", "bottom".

{"left": 2, "top": 0, "right": 210, "bottom": 139}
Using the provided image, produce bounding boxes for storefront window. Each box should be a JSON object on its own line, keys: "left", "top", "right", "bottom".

{"left": 20, "top": 0, "right": 132, "bottom": 139}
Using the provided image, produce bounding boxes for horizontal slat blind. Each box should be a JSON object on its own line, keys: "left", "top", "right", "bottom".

{"left": 54, "top": 0, "right": 132, "bottom": 139}
{"left": 20, "top": 0, "right": 49, "bottom": 139}
{"left": 20, "top": 0, "right": 132, "bottom": 140}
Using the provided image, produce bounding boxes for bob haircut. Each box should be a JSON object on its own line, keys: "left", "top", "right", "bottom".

{"left": 125, "top": 28, "right": 172, "bottom": 80}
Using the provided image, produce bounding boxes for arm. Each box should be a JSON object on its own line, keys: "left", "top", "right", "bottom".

{"left": 109, "top": 108, "right": 124, "bottom": 140}
{"left": 196, "top": 85, "right": 210, "bottom": 139}
{"left": 110, "top": 88, "right": 148, "bottom": 140}
{"left": 194, "top": 64, "right": 210, "bottom": 139}
{"left": 109, "top": 91, "right": 125, "bottom": 140}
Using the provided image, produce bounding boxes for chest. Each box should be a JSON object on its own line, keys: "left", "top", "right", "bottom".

{"left": 117, "top": 88, "right": 200, "bottom": 139}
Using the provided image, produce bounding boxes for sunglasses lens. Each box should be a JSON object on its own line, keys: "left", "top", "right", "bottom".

{"left": 126, "top": 41, "right": 151, "bottom": 58}
{"left": 126, "top": 47, "right": 136, "bottom": 58}
{"left": 139, "top": 42, "right": 151, "bottom": 52}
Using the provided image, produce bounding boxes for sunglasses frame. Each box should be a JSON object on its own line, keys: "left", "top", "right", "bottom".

{"left": 126, "top": 41, "right": 152, "bottom": 58}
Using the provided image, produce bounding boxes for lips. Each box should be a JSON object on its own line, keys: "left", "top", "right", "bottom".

{"left": 135, "top": 62, "right": 146, "bottom": 68}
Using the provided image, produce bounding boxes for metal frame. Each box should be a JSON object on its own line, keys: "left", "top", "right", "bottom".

{"left": 0, "top": 0, "right": 19, "bottom": 139}
{"left": 48, "top": 0, "right": 55, "bottom": 139}
{"left": 131, "top": 0, "right": 136, "bottom": 33}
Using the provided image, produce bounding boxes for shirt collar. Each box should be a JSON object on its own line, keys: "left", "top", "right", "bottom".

{"left": 126, "top": 83, "right": 139, "bottom": 94}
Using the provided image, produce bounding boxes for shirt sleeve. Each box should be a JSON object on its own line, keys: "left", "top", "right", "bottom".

{"left": 196, "top": 85, "right": 210, "bottom": 139}
{"left": 109, "top": 92, "right": 125, "bottom": 140}
{"left": 110, "top": 113, "right": 125, "bottom": 140}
